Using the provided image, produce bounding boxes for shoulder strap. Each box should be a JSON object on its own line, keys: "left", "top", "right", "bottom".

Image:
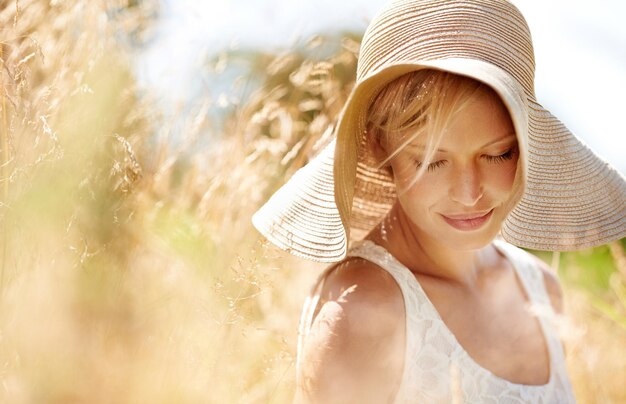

{"left": 494, "top": 239, "right": 553, "bottom": 308}
{"left": 494, "top": 240, "right": 577, "bottom": 399}
{"left": 346, "top": 241, "right": 422, "bottom": 294}
{"left": 345, "top": 240, "right": 438, "bottom": 320}
{"left": 345, "top": 240, "right": 435, "bottom": 401}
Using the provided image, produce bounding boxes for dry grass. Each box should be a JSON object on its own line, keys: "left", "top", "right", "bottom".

{"left": 0, "top": 1, "right": 624, "bottom": 403}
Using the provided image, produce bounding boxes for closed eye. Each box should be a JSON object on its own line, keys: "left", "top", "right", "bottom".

{"left": 484, "top": 149, "right": 515, "bottom": 164}
{"left": 413, "top": 159, "right": 448, "bottom": 171}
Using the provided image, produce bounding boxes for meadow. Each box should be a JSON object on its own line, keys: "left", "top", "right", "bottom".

{"left": 0, "top": 1, "right": 624, "bottom": 403}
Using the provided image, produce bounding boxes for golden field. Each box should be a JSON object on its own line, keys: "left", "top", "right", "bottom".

{"left": 0, "top": 1, "right": 624, "bottom": 403}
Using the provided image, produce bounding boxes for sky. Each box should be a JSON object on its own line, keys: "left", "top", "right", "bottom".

{"left": 136, "top": 0, "right": 626, "bottom": 174}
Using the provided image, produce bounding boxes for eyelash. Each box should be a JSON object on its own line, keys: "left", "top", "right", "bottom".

{"left": 414, "top": 160, "right": 447, "bottom": 172}
{"left": 413, "top": 149, "right": 514, "bottom": 171}
{"left": 484, "top": 149, "right": 515, "bottom": 164}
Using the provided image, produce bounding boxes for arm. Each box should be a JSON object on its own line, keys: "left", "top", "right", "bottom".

{"left": 294, "top": 259, "right": 405, "bottom": 404}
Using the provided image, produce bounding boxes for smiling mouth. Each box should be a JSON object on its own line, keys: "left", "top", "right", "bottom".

{"left": 440, "top": 209, "right": 494, "bottom": 231}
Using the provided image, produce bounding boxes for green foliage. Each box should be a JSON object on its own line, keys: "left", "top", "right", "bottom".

{"left": 561, "top": 245, "right": 617, "bottom": 292}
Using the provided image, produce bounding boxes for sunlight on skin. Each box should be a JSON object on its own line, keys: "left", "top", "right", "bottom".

{"left": 384, "top": 87, "right": 519, "bottom": 264}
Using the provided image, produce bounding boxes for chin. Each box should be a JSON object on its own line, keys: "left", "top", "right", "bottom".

{"left": 441, "top": 231, "right": 498, "bottom": 251}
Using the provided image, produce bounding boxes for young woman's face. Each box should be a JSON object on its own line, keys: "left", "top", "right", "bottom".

{"left": 387, "top": 88, "right": 519, "bottom": 250}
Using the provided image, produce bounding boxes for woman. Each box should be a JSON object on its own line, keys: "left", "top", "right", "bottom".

{"left": 253, "top": 0, "right": 626, "bottom": 402}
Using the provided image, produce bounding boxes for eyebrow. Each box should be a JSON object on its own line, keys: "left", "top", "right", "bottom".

{"left": 406, "top": 133, "right": 516, "bottom": 153}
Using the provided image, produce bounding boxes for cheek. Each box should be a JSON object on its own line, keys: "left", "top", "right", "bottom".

{"left": 484, "top": 160, "right": 517, "bottom": 194}
{"left": 391, "top": 159, "right": 441, "bottom": 190}
{"left": 390, "top": 160, "right": 416, "bottom": 188}
{"left": 391, "top": 162, "right": 440, "bottom": 206}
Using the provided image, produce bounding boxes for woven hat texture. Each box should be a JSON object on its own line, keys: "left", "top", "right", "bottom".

{"left": 253, "top": 0, "right": 626, "bottom": 262}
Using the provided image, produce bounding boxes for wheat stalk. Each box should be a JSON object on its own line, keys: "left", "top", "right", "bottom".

{"left": 0, "top": 42, "right": 7, "bottom": 295}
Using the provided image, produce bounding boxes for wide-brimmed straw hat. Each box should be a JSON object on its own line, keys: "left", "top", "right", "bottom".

{"left": 252, "top": 0, "right": 626, "bottom": 263}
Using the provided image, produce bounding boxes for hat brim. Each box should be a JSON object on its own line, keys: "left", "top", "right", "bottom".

{"left": 253, "top": 58, "right": 626, "bottom": 262}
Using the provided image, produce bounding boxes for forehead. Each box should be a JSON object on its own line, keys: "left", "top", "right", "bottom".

{"left": 393, "top": 87, "right": 516, "bottom": 152}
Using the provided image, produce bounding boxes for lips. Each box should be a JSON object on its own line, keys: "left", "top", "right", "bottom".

{"left": 440, "top": 209, "right": 494, "bottom": 231}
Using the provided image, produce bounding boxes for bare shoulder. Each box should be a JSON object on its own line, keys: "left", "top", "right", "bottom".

{"left": 295, "top": 257, "right": 405, "bottom": 404}
{"left": 529, "top": 253, "right": 564, "bottom": 315}
{"left": 320, "top": 256, "right": 405, "bottom": 319}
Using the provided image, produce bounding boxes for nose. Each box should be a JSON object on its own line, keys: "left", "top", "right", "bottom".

{"left": 449, "top": 163, "right": 484, "bottom": 206}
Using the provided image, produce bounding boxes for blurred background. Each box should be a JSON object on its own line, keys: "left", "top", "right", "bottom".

{"left": 137, "top": 0, "right": 626, "bottom": 173}
{"left": 0, "top": 0, "right": 624, "bottom": 403}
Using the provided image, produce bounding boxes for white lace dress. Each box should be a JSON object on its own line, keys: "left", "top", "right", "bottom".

{"left": 296, "top": 239, "right": 576, "bottom": 403}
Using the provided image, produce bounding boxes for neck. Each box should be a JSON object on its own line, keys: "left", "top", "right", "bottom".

{"left": 366, "top": 202, "right": 498, "bottom": 287}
